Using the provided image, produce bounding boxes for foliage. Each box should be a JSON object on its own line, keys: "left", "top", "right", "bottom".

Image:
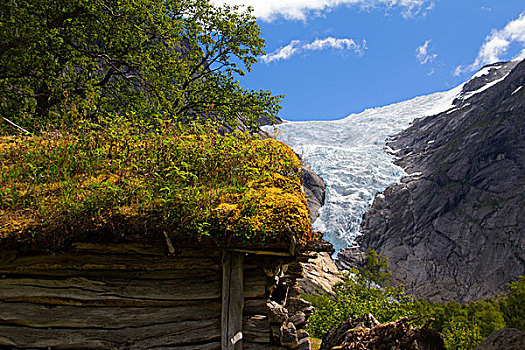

{"left": 0, "top": 0, "right": 281, "bottom": 133}
{"left": 499, "top": 275, "right": 525, "bottom": 331}
{"left": 358, "top": 248, "right": 392, "bottom": 287}
{"left": 0, "top": 120, "right": 311, "bottom": 247}
{"left": 304, "top": 251, "right": 525, "bottom": 350}
{"left": 305, "top": 251, "right": 416, "bottom": 338}
{"left": 442, "top": 318, "right": 483, "bottom": 350}
{"left": 413, "top": 298, "right": 505, "bottom": 350}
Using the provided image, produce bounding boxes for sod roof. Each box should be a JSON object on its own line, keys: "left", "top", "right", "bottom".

{"left": 0, "top": 124, "right": 314, "bottom": 251}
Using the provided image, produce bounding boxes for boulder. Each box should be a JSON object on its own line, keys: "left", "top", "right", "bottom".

{"left": 475, "top": 328, "right": 525, "bottom": 350}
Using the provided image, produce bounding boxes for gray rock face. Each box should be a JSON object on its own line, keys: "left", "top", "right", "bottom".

{"left": 302, "top": 164, "right": 326, "bottom": 223}
{"left": 475, "top": 328, "right": 525, "bottom": 350}
{"left": 360, "top": 60, "right": 525, "bottom": 302}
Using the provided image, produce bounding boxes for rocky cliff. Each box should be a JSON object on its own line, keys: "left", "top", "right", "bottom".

{"left": 359, "top": 60, "right": 525, "bottom": 302}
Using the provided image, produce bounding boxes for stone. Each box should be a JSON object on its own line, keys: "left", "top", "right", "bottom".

{"left": 475, "top": 328, "right": 525, "bottom": 350}
{"left": 280, "top": 322, "right": 298, "bottom": 348}
{"left": 267, "top": 301, "right": 289, "bottom": 324}
{"left": 301, "top": 164, "right": 326, "bottom": 223}
{"left": 299, "top": 252, "right": 342, "bottom": 296}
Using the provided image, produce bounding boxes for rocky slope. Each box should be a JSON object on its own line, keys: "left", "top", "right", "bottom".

{"left": 359, "top": 60, "right": 525, "bottom": 302}
{"left": 475, "top": 328, "right": 525, "bottom": 350}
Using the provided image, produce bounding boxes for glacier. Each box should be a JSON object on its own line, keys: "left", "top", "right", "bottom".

{"left": 263, "top": 84, "right": 465, "bottom": 253}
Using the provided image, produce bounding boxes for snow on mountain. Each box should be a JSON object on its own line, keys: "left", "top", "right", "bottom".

{"left": 267, "top": 81, "right": 498, "bottom": 252}
{"left": 263, "top": 63, "right": 517, "bottom": 253}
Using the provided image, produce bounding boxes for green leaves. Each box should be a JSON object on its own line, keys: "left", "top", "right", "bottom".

{"left": 500, "top": 276, "right": 525, "bottom": 331}
{"left": 1, "top": 0, "right": 282, "bottom": 134}
{"left": 305, "top": 250, "right": 417, "bottom": 338}
{"left": 305, "top": 250, "right": 525, "bottom": 350}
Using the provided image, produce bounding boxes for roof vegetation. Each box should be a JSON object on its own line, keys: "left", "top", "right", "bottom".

{"left": 0, "top": 120, "right": 312, "bottom": 249}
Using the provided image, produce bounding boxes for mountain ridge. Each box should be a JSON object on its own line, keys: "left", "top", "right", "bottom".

{"left": 359, "top": 59, "right": 525, "bottom": 302}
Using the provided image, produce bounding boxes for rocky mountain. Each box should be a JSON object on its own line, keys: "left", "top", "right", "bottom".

{"left": 359, "top": 60, "right": 525, "bottom": 302}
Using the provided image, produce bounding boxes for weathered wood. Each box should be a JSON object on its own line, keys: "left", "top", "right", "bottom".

{"left": 145, "top": 342, "right": 221, "bottom": 350}
{"left": 242, "top": 342, "right": 286, "bottom": 350}
{"left": 232, "top": 248, "right": 291, "bottom": 257}
{"left": 244, "top": 269, "right": 268, "bottom": 298}
{"left": 243, "top": 315, "right": 271, "bottom": 343}
{"left": 0, "top": 301, "right": 221, "bottom": 328}
{"left": 0, "top": 253, "right": 221, "bottom": 273}
{"left": 72, "top": 243, "right": 167, "bottom": 256}
{"left": 222, "top": 251, "right": 244, "bottom": 350}
{"left": 72, "top": 243, "right": 223, "bottom": 258}
{"left": 0, "top": 268, "right": 219, "bottom": 280}
{"left": 0, "top": 319, "right": 221, "bottom": 349}
{"left": 0, "top": 277, "right": 221, "bottom": 302}
{"left": 244, "top": 298, "right": 267, "bottom": 315}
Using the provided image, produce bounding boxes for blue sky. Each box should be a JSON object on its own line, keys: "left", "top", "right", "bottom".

{"left": 213, "top": 1, "right": 525, "bottom": 121}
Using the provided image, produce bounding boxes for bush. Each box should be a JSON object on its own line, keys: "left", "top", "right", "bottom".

{"left": 442, "top": 317, "right": 483, "bottom": 350}
{"left": 500, "top": 275, "right": 525, "bottom": 331}
{"left": 304, "top": 250, "right": 523, "bottom": 350}
{"left": 305, "top": 250, "right": 416, "bottom": 338}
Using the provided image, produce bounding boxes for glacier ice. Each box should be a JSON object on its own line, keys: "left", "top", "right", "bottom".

{"left": 263, "top": 84, "right": 464, "bottom": 252}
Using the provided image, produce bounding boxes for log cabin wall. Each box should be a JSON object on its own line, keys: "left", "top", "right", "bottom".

{"left": 0, "top": 244, "right": 313, "bottom": 350}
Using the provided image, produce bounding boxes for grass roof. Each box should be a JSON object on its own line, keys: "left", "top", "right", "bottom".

{"left": 0, "top": 121, "right": 313, "bottom": 250}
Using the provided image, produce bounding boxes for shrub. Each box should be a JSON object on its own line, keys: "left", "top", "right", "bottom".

{"left": 305, "top": 251, "right": 416, "bottom": 338}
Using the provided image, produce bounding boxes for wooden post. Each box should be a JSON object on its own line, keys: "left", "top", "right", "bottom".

{"left": 222, "top": 251, "right": 244, "bottom": 350}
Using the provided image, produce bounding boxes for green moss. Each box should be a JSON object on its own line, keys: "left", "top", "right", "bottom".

{"left": 0, "top": 121, "right": 312, "bottom": 248}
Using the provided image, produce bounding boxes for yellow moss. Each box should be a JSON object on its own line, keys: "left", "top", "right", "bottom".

{"left": 214, "top": 171, "right": 312, "bottom": 244}
{"left": 0, "top": 136, "right": 17, "bottom": 153}
{"left": 1, "top": 129, "right": 313, "bottom": 247}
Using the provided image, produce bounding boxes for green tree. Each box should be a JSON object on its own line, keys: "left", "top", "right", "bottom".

{"left": 500, "top": 275, "right": 525, "bottom": 331}
{"left": 305, "top": 250, "right": 416, "bottom": 338}
{"left": 442, "top": 317, "right": 483, "bottom": 350}
{"left": 0, "top": 0, "right": 281, "bottom": 133}
{"left": 358, "top": 248, "right": 392, "bottom": 287}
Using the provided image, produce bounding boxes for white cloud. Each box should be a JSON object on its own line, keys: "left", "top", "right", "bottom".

{"left": 261, "top": 40, "right": 301, "bottom": 63}
{"left": 455, "top": 13, "right": 525, "bottom": 76}
{"left": 211, "top": 0, "right": 436, "bottom": 22}
{"left": 416, "top": 40, "right": 437, "bottom": 64}
{"left": 303, "top": 37, "right": 366, "bottom": 55}
{"left": 261, "top": 37, "right": 367, "bottom": 63}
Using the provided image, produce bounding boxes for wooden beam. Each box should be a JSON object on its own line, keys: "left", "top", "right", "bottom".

{"left": 231, "top": 248, "right": 291, "bottom": 257}
{"left": 221, "top": 251, "right": 244, "bottom": 350}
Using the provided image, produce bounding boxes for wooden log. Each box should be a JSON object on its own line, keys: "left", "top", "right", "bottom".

{"left": 242, "top": 342, "right": 286, "bottom": 350}
{"left": 72, "top": 243, "right": 223, "bottom": 258}
{"left": 243, "top": 315, "right": 271, "bottom": 344}
{"left": 0, "top": 301, "right": 221, "bottom": 328}
{"left": 144, "top": 342, "right": 221, "bottom": 350}
{"left": 221, "top": 251, "right": 244, "bottom": 350}
{"left": 244, "top": 299, "right": 267, "bottom": 316}
{"left": 0, "top": 268, "right": 219, "bottom": 280}
{"left": 0, "top": 276, "right": 221, "bottom": 302}
{"left": 232, "top": 248, "right": 291, "bottom": 257}
{"left": 244, "top": 269, "right": 267, "bottom": 298}
{"left": 0, "top": 254, "right": 221, "bottom": 273}
{"left": 0, "top": 319, "right": 221, "bottom": 349}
